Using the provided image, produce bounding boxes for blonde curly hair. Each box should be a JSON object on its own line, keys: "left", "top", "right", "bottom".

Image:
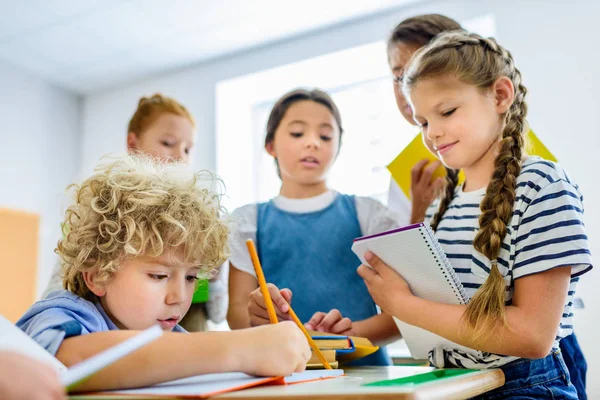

{"left": 57, "top": 155, "right": 229, "bottom": 300}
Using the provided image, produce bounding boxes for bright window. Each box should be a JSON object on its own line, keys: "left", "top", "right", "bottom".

{"left": 216, "top": 40, "right": 403, "bottom": 211}
{"left": 216, "top": 15, "right": 495, "bottom": 211}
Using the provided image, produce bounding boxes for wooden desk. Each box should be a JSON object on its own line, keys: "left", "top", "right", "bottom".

{"left": 216, "top": 366, "right": 505, "bottom": 400}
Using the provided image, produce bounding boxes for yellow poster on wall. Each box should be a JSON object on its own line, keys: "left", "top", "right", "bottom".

{"left": 0, "top": 208, "right": 39, "bottom": 322}
{"left": 387, "top": 130, "right": 556, "bottom": 199}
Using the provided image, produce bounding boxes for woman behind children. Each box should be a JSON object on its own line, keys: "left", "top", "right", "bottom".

{"left": 227, "top": 88, "right": 400, "bottom": 365}
{"left": 43, "top": 93, "right": 226, "bottom": 332}
{"left": 384, "top": 15, "right": 589, "bottom": 399}
{"left": 358, "top": 30, "right": 592, "bottom": 398}
{"left": 19, "top": 156, "right": 310, "bottom": 392}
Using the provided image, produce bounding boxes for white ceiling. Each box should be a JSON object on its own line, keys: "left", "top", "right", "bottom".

{"left": 0, "top": 0, "right": 418, "bottom": 94}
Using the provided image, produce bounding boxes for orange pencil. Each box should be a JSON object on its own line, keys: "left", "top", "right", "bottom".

{"left": 245, "top": 239, "right": 333, "bottom": 370}
{"left": 286, "top": 308, "right": 333, "bottom": 369}
{"left": 246, "top": 239, "right": 278, "bottom": 324}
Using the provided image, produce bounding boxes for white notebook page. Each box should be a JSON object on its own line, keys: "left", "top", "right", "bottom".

{"left": 351, "top": 222, "right": 477, "bottom": 360}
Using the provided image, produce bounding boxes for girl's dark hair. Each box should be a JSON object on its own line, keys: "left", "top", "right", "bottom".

{"left": 265, "top": 88, "right": 343, "bottom": 147}
{"left": 387, "top": 14, "right": 463, "bottom": 50}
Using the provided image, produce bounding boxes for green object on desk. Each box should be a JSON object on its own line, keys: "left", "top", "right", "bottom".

{"left": 191, "top": 279, "right": 209, "bottom": 303}
{"left": 364, "top": 369, "right": 477, "bottom": 387}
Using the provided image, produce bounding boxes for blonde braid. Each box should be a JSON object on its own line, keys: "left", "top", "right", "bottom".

{"left": 467, "top": 38, "right": 528, "bottom": 340}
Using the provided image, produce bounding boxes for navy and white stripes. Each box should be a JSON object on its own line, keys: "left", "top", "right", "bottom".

{"left": 425, "top": 156, "right": 593, "bottom": 368}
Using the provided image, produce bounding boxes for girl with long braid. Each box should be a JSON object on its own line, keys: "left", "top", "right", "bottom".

{"left": 358, "top": 31, "right": 592, "bottom": 398}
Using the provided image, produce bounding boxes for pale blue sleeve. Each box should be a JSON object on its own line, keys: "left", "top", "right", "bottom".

{"left": 16, "top": 292, "right": 108, "bottom": 356}
{"left": 18, "top": 309, "right": 83, "bottom": 356}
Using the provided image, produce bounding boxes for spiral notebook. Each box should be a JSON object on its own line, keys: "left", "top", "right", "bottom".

{"left": 351, "top": 222, "right": 476, "bottom": 360}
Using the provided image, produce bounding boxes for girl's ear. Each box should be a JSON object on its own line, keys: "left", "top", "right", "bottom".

{"left": 493, "top": 76, "right": 515, "bottom": 115}
{"left": 82, "top": 270, "right": 107, "bottom": 297}
{"left": 126, "top": 132, "right": 138, "bottom": 152}
{"left": 265, "top": 141, "right": 276, "bottom": 158}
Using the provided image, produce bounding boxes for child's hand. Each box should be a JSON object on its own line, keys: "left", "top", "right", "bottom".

{"left": 237, "top": 322, "right": 311, "bottom": 376}
{"left": 248, "top": 283, "right": 293, "bottom": 326}
{"left": 0, "top": 351, "right": 66, "bottom": 400}
{"left": 410, "top": 159, "right": 444, "bottom": 223}
{"left": 357, "top": 251, "right": 412, "bottom": 316}
{"left": 304, "top": 310, "right": 355, "bottom": 336}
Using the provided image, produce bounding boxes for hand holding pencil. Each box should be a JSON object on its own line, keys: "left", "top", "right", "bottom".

{"left": 245, "top": 239, "right": 333, "bottom": 370}
{"left": 248, "top": 283, "right": 294, "bottom": 325}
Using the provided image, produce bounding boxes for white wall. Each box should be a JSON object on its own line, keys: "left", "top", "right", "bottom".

{"left": 494, "top": 3, "right": 600, "bottom": 396}
{"left": 0, "top": 60, "right": 80, "bottom": 297}
{"left": 82, "top": 0, "right": 599, "bottom": 395}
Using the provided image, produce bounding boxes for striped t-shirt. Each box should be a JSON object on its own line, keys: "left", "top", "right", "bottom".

{"left": 425, "top": 156, "right": 593, "bottom": 368}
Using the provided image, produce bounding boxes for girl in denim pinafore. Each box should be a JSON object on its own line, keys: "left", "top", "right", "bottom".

{"left": 228, "top": 88, "right": 402, "bottom": 366}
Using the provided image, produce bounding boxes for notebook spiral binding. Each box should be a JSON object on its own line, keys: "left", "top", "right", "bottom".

{"left": 419, "top": 223, "right": 470, "bottom": 304}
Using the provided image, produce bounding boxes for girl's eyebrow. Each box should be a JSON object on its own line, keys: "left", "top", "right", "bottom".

{"left": 160, "top": 133, "right": 180, "bottom": 141}
{"left": 414, "top": 99, "right": 453, "bottom": 120}
{"left": 287, "top": 120, "right": 334, "bottom": 130}
{"left": 432, "top": 97, "right": 459, "bottom": 111}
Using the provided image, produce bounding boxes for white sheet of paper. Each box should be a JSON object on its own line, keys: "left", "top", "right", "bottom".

{"left": 351, "top": 223, "right": 475, "bottom": 359}
{"left": 103, "top": 372, "right": 277, "bottom": 396}
{"left": 101, "top": 369, "right": 345, "bottom": 396}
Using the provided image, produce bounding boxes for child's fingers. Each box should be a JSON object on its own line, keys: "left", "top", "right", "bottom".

{"left": 249, "top": 312, "right": 273, "bottom": 327}
{"left": 305, "top": 312, "right": 326, "bottom": 330}
{"left": 421, "top": 160, "right": 441, "bottom": 185}
{"left": 330, "top": 317, "right": 352, "bottom": 334}
{"left": 411, "top": 159, "right": 429, "bottom": 184}
{"left": 280, "top": 288, "right": 293, "bottom": 304}
{"left": 315, "top": 309, "right": 342, "bottom": 332}
{"left": 364, "top": 252, "right": 390, "bottom": 277}
{"left": 248, "top": 299, "right": 273, "bottom": 324}
{"left": 357, "top": 263, "right": 380, "bottom": 283}
{"left": 266, "top": 283, "right": 290, "bottom": 313}
{"left": 363, "top": 278, "right": 375, "bottom": 297}
{"left": 294, "top": 359, "right": 307, "bottom": 373}
{"left": 248, "top": 289, "right": 289, "bottom": 321}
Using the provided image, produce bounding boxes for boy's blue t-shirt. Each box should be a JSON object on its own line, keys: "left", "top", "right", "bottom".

{"left": 17, "top": 290, "right": 185, "bottom": 355}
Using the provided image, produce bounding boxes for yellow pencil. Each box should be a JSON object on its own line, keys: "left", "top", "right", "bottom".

{"left": 246, "top": 239, "right": 278, "bottom": 324}
{"left": 287, "top": 307, "right": 333, "bottom": 369}
{"left": 245, "top": 239, "right": 333, "bottom": 370}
